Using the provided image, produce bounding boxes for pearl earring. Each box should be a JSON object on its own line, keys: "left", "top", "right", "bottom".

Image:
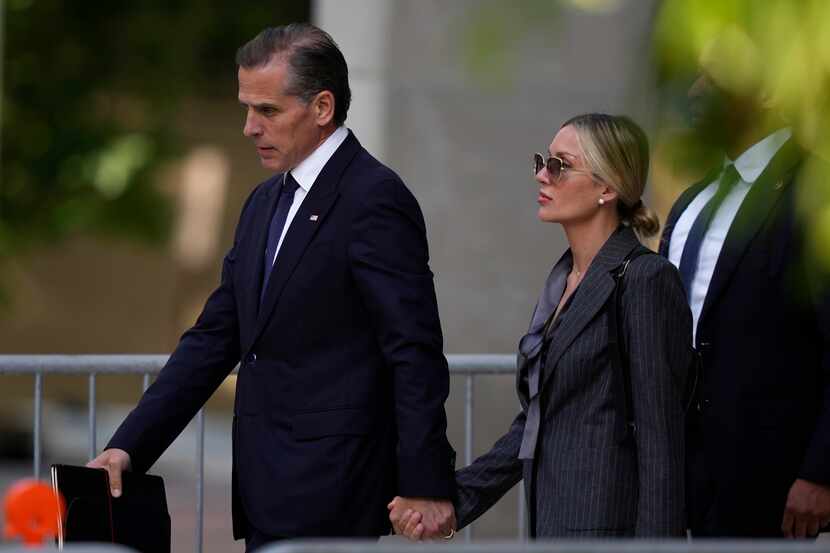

{"left": 598, "top": 198, "right": 605, "bottom": 206}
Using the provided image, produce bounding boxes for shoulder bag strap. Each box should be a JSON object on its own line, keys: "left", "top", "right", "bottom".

{"left": 609, "top": 246, "right": 653, "bottom": 444}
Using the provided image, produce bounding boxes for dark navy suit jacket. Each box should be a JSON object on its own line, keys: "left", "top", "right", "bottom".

{"left": 660, "top": 139, "right": 830, "bottom": 536}
{"left": 108, "top": 131, "right": 456, "bottom": 538}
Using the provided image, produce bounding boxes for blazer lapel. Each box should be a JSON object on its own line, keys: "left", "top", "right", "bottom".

{"left": 248, "top": 132, "right": 362, "bottom": 351}
{"left": 697, "top": 139, "right": 803, "bottom": 328}
{"left": 538, "top": 227, "right": 641, "bottom": 394}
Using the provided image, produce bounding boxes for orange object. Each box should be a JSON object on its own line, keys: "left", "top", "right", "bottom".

{"left": 3, "top": 479, "right": 65, "bottom": 546}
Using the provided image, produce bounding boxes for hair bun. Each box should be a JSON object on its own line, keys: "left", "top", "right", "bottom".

{"left": 627, "top": 200, "right": 660, "bottom": 238}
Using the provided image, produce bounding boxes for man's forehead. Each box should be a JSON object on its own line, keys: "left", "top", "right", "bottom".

{"left": 238, "top": 61, "right": 290, "bottom": 98}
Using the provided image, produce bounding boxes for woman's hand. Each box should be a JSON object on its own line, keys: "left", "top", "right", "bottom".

{"left": 388, "top": 496, "right": 455, "bottom": 540}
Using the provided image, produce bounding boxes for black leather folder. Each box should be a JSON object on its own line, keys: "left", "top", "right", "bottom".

{"left": 50, "top": 464, "right": 171, "bottom": 553}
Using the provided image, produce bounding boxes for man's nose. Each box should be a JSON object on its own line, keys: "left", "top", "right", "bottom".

{"left": 243, "top": 111, "right": 262, "bottom": 137}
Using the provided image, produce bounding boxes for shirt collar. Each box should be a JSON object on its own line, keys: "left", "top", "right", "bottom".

{"left": 726, "top": 127, "right": 791, "bottom": 184}
{"left": 289, "top": 126, "right": 350, "bottom": 192}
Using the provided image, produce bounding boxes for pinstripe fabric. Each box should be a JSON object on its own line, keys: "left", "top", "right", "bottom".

{"left": 455, "top": 227, "right": 693, "bottom": 537}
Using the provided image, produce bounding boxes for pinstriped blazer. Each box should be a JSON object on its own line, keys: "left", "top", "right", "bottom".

{"left": 454, "top": 227, "right": 693, "bottom": 537}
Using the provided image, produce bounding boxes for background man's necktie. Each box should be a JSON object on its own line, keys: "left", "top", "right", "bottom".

{"left": 261, "top": 173, "right": 299, "bottom": 303}
{"left": 678, "top": 164, "right": 741, "bottom": 296}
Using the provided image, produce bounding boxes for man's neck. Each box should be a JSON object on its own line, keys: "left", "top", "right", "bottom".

{"left": 724, "top": 116, "right": 783, "bottom": 160}
{"left": 291, "top": 124, "right": 338, "bottom": 172}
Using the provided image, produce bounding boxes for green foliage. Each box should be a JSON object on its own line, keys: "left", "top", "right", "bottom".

{"left": 0, "top": 1, "right": 309, "bottom": 261}
{"left": 652, "top": 0, "right": 830, "bottom": 276}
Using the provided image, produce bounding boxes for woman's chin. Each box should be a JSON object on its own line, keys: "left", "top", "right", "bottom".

{"left": 537, "top": 208, "right": 559, "bottom": 223}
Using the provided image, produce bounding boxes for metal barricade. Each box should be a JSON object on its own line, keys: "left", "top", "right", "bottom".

{"left": 0, "top": 354, "right": 519, "bottom": 553}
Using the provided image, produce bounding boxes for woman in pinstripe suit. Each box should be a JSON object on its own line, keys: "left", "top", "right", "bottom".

{"left": 391, "top": 113, "right": 693, "bottom": 538}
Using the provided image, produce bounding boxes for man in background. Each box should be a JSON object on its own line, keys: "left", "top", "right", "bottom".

{"left": 89, "top": 23, "right": 455, "bottom": 550}
{"left": 661, "top": 52, "right": 830, "bottom": 537}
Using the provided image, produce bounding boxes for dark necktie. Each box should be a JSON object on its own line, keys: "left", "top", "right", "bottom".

{"left": 261, "top": 173, "right": 300, "bottom": 303}
{"left": 678, "top": 164, "right": 741, "bottom": 296}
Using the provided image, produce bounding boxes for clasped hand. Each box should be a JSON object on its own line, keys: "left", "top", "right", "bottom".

{"left": 781, "top": 478, "right": 830, "bottom": 538}
{"left": 388, "top": 496, "right": 456, "bottom": 540}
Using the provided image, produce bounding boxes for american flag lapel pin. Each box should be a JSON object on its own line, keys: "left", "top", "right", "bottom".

{"left": 309, "top": 214, "right": 319, "bottom": 221}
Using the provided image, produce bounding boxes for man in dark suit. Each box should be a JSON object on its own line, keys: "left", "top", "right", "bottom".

{"left": 660, "top": 72, "right": 830, "bottom": 538}
{"left": 88, "top": 23, "right": 455, "bottom": 550}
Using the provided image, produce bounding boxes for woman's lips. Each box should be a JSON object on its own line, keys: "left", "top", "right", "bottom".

{"left": 538, "top": 190, "right": 552, "bottom": 205}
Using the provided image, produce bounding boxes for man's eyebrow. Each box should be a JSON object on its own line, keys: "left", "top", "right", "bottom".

{"left": 239, "top": 101, "right": 278, "bottom": 109}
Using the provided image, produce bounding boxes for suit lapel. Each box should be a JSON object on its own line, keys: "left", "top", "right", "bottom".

{"left": 236, "top": 174, "right": 282, "bottom": 340}
{"left": 247, "top": 132, "right": 362, "bottom": 352}
{"left": 698, "top": 139, "right": 802, "bottom": 328}
{"left": 538, "top": 227, "right": 641, "bottom": 394}
{"left": 659, "top": 168, "right": 720, "bottom": 257}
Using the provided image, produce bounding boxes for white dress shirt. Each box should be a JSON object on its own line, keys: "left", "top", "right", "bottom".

{"left": 668, "top": 128, "right": 791, "bottom": 342}
{"left": 270, "top": 126, "right": 349, "bottom": 265}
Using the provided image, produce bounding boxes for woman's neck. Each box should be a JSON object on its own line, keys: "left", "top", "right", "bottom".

{"left": 562, "top": 215, "right": 619, "bottom": 276}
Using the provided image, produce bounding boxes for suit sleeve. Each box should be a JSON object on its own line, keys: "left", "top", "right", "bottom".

{"left": 348, "top": 177, "right": 455, "bottom": 499}
{"left": 106, "top": 190, "right": 258, "bottom": 474}
{"left": 454, "top": 410, "right": 525, "bottom": 529}
{"left": 623, "top": 256, "right": 692, "bottom": 536}
{"left": 798, "top": 238, "right": 830, "bottom": 485}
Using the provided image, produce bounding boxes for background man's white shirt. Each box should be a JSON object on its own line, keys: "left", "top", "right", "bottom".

{"left": 668, "top": 128, "right": 791, "bottom": 342}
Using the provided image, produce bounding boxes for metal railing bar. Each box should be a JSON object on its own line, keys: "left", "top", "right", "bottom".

{"left": 33, "top": 372, "right": 42, "bottom": 480}
{"left": 464, "top": 374, "right": 474, "bottom": 543}
{"left": 518, "top": 485, "right": 526, "bottom": 540}
{"left": 88, "top": 373, "right": 97, "bottom": 460}
{"left": 196, "top": 408, "right": 205, "bottom": 553}
{"left": 0, "top": 355, "right": 170, "bottom": 375}
{"left": 448, "top": 354, "right": 516, "bottom": 373}
{"left": 0, "top": 354, "right": 517, "bottom": 376}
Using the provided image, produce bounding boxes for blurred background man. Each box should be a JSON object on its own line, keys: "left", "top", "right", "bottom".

{"left": 660, "top": 37, "right": 830, "bottom": 537}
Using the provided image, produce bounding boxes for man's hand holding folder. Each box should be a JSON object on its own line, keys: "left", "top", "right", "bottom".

{"left": 51, "top": 462, "right": 170, "bottom": 553}
{"left": 86, "top": 448, "right": 131, "bottom": 498}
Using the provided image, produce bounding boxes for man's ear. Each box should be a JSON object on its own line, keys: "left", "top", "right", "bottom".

{"left": 312, "top": 90, "right": 335, "bottom": 126}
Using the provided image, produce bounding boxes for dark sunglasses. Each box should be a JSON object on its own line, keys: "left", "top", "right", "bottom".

{"left": 533, "top": 152, "right": 599, "bottom": 182}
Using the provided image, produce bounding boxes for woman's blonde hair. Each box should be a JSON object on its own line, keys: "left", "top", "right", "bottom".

{"left": 561, "top": 113, "right": 660, "bottom": 238}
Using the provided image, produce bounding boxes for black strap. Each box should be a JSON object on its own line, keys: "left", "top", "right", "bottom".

{"left": 608, "top": 245, "right": 653, "bottom": 444}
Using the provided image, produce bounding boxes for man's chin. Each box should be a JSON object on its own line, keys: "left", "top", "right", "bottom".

{"left": 259, "top": 157, "right": 288, "bottom": 173}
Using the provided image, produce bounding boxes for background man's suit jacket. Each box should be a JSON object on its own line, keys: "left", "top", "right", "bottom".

{"left": 454, "top": 227, "right": 692, "bottom": 537}
{"left": 660, "top": 139, "right": 830, "bottom": 536}
{"left": 107, "top": 131, "right": 456, "bottom": 538}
